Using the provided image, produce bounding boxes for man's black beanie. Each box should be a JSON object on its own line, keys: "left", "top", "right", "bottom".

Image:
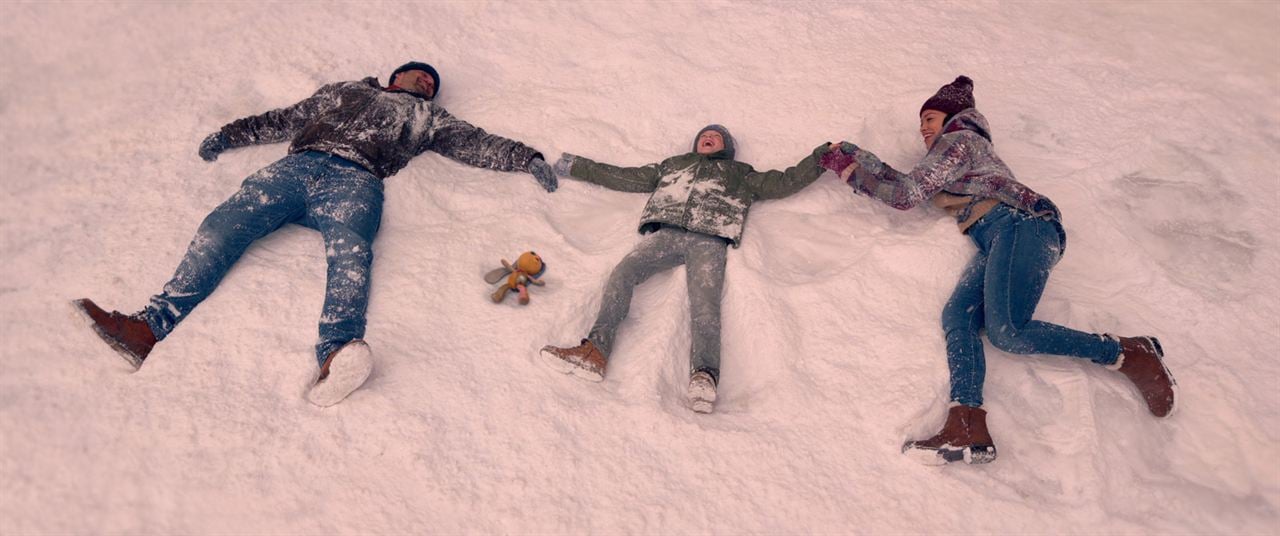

{"left": 389, "top": 61, "right": 441, "bottom": 97}
{"left": 920, "top": 75, "right": 975, "bottom": 119}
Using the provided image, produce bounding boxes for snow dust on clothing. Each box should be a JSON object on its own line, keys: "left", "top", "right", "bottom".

{"left": 556, "top": 134, "right": 829, "bottom": 247}
{"left": 151, "top": 75, "right": 548, "bottom": 364}
{"left": 587, "top": 226, "right": 728, "bottom": 382}
{"left": 837, "top": 106, "right": 1125, "bottom": 407}
{"left": 844, "top": 108, "right": 1061, "bottom": 238}
{"left": 944, "top": 204, "right": 1121, "bottom": 406}
{"left": 557, "top": 127, "right": 826, "bottom": 383}
{"left": 146, "top": 152, "right": 384, "bottom": 364}
{"left": 218, "top": 77, "right": 542, "bottom": 179}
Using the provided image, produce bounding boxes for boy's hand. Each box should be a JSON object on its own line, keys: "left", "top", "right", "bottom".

{"left": 820, "top": 141, "right": 859, "bottom": 180}
{"left": 528, "top": 156, "right": 558, "bottom": 193}
{"left": 552, "top": 153, "right": 577, "bottom": 177}
{"left": 819, "top": 147, "right": 856, "bottom": 174}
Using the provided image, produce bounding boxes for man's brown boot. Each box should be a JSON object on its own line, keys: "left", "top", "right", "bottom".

{"left": 902, "top": 404, "right": 997, "bottom": 465}
{"left": 540, "top": 339, "right": 607, "bottom": 382}
{"left": 1109, "top": 335, "right": 1176, "bottom": 418}
{"left": 72, "top": 298, "right": 156, "bottom": 370}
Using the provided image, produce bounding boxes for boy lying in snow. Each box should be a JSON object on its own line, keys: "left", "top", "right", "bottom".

{"left": 822, "top": 76, "right": 1176, "bottom": 465}
{"left": 540, "top": 125, "right": 829, "bottom": 413}
{"left": 73, "top": 61, "right": 557, "bottom": 407}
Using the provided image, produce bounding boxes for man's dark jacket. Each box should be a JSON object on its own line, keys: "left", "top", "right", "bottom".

{"left": 217, "top": 77, "right": 540, "bottom": 179}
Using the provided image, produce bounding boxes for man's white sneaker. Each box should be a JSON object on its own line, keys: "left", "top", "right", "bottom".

{"left": 307, "top": 340, "right": 373, "bottom": 407}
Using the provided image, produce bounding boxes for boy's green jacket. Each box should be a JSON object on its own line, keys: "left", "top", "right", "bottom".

{"left": 559, "top": 145, "right": 828, "bottom": 247}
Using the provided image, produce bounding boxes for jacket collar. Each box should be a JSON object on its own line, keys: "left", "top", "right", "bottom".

{"left": 384, "top": 85, "right": 433, "bottom": 100}
{"left": 940, "top": 108, "right": 992, "bottom": 142}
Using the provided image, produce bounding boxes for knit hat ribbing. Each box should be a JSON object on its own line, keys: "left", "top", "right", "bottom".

{"left": 920, "top": 76, "right": 975, "bottom": 118}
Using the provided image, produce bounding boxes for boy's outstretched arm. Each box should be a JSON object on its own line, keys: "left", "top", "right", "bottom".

{"left": 743, "top": 143, "right": 830, "bottom": 200}
{"left": 553, "top": 153, "right": 662, "bottom": 193}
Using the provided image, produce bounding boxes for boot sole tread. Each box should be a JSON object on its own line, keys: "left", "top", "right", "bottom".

{"left": 1141, "top": 336, "right": 1178, "bottom": 418}
{"left": 539, "top": 348, "right": 603, "bottom": 382}
{"left": 903, "top": 441, "right": 998, "bottom": 465}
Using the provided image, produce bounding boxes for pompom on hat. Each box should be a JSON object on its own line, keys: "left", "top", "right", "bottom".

{"left": 920, "top": 76, "right": 975, "bottom": 118}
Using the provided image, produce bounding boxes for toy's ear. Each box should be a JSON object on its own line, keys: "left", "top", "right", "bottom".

{"left": 483, "top": 267, "right": 511, "bottom": 284}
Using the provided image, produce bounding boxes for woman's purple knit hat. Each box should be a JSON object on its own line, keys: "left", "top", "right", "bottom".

{"left": 920, "top": 76, "right": 975, "bottom": 117}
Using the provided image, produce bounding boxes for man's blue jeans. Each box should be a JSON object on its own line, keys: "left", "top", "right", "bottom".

{"left": 144, "top": 151, "right": 384, "bottom": 365}
{"left": 942, "top": 204, "right": 1121, "bottom": 407}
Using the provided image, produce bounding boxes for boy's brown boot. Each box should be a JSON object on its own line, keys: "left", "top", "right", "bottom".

{"left": 1109, "top": 335, "right": 1176, "bottom": 418}
{"left": 72, "top": 298, "right": 156, "bottom": 370}
{"left": 902, "top": 404, "right": 997, "bottom": 465}
{"left": 539, "top": 339, "right": 607, "bottom": 382}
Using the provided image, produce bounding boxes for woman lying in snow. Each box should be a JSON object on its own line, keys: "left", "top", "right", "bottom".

{"left": 820, "top": 76, "right": 1177, "bottom": 465}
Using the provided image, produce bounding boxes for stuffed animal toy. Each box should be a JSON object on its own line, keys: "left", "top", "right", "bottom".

{"left": 484, "top": 251, "right": 546, "bottom": 305}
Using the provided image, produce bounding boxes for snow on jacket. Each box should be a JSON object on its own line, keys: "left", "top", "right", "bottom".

{"left": 216, "top": 77, "right": 541, "bottom": 179}
{"left": 843, "top": 108, "right": 1061, "bottom": 225}
{"left": 557, "top": 140, "right": 827, "bottom": 247}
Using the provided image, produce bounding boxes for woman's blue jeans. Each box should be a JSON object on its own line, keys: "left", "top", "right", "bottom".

{"left": 143, "top": 151, "right": 384, "bottom": 366}
{"left": 942, "top": 204, "right": 1121, "bottom": 407}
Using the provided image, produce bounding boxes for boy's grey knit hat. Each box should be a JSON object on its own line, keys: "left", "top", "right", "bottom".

{"left": 692, "top": 124, "right": 736, "bottom": 159}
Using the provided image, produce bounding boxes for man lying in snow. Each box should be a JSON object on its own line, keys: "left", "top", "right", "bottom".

{"left": 73, "top": 61, "right": 558, "bottom": 407}
{"left": 540, "top": 125, "right": 829, "bottom": 414}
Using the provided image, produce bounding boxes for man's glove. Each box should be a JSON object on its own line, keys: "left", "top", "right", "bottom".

{"left": 528, "top": 156, "right": 558, "bottom": 193}
{"left": 199, "top": 132, "right": 229, "bottom": 162}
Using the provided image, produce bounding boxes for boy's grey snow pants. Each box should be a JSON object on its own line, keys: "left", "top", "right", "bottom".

{"left": 587, "top": 226, "right": 728, "bottom": 382}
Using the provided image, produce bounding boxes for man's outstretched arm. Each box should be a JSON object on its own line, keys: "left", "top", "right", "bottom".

{"left": 428, "top": 110, "right": 558, "bottom": 192}
{"left": 198, "top": 81, "right": 346, "bottom": 162}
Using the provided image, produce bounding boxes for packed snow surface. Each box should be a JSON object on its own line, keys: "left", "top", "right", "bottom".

{"left": 2, "top": 1, "right": 1278, "bottom": 533}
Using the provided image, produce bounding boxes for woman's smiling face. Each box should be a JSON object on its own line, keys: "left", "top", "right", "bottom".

{"left": 920, "top": 109, "right": 947, "bottom": 149}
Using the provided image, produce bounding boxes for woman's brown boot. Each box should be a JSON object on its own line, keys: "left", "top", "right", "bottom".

{"left": 902, "top": 404, "right": 997, "bottom": 465}
{"left": 1108, "top": 335, "right": 1177, "bottom": 418}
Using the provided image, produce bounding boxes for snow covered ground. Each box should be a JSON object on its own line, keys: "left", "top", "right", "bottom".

{"left": 2, "top": 1, "right": 1278, "bottom": 533}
